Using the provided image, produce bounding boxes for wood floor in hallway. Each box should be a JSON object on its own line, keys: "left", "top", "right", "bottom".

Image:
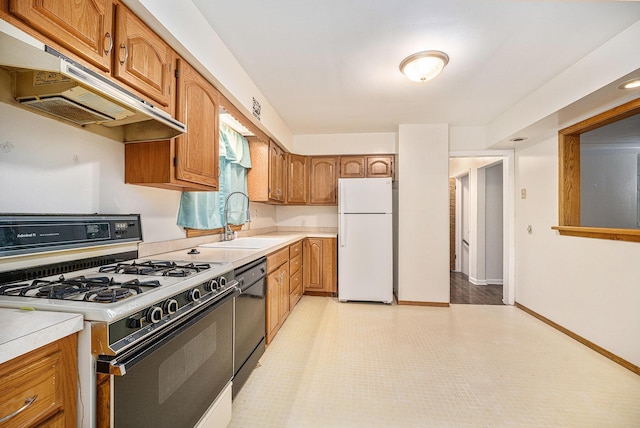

{"left": 450, "top": 271, "right": 503, "bottom": 305}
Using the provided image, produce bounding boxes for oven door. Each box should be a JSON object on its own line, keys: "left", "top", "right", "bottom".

{"left": 97, "top": 289, "right": 238, "bottom": 428}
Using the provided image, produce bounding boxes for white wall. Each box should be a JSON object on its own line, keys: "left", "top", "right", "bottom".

{"left": 515, "top": 136, "right": 640, "bottom": 367}
{"left": 397, "top": 124, "right": 450, "bottom": 303}
{"left": 293, "top": 132, "right": 396, "bottom": 155}
{"left": 0, "top": 103, "right": 184, "bottom": 242}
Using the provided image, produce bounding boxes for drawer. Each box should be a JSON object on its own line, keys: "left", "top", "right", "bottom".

{"left": 289, "top": 240, "right": 302, "bottom": 258}
{"left": 289, "top": 254, "right": 302, "bottom": 275}
{"left": 266, "top": 247, "right": 289, "bottom": 273}
{"left": 0, "top": 346, "right": 63, "bottom": 428}
{"left": 290, "top": 283, "right": 302, "bottom": 309}
{"left": 290, "top": 269, "right": 302, "bottom": 293}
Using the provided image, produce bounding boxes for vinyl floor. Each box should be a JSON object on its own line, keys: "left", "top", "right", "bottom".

{"left": 230, "top": 296, "right": 640, "bottom": 427}
{"left": 450, "top": 272, "right": 504, "bottom": 305}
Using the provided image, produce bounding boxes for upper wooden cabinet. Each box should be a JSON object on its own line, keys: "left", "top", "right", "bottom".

{"left": 287, "top": 154, "right": 309, "bottom": 204}
{"left": 124, "top": 60, "right": 219, "bottom": 191}
{"left": 309, "top": 157, "right": 338, "bottom": 205}
{"left": 367, "top": 155, "right": 394, "bottom": 178}
{"left": 9, "top": 0, "right": 115, "bottom": 72}
{"left": 340, "top": 156, "right": 366, "bottom": 178}
{"left": 247, "top": 138, "right": 287, "bottom": 203}
{"left": 174, "top": 59, "right": 219, "bottom": 188}
{"left": 269, "top": 141, "right": 287, "bottom": 203}
{"left": 113, "top": 4, "right": 176, "bottom": 113}
{"left": 340, "top": 155, "right": 394, "bottom": 179}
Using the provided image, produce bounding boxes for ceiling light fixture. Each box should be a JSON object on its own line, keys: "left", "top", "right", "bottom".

{"left": 618, "top": 78, "right": 640, "bottom": 90}
{"left": 399, "top": 50, "right": 449, "bottom": 83}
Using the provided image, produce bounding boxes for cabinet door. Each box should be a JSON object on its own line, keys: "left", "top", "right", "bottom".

{"left": 114, "top": 4, "right": 176, "bottom": 112}
{"left": 268, "top": 141, "right": 286, "bottom": 202}
{"left": 10, "top": 0, "right": 114, "bottom": 72}
{"left": 279, "top": 262, "right": 290, "bottom": 322}
{"left": 266, "top": 269, "right": 281, "bottom": 344}
{"left": 303, "top": 238, "right": 323, "bottom": 291}
{"left": 321, "top": 238, "right": 337, "bottom": 293}
{"left": 309, "top": 157, "right": 338, "bottom": 205}
{"left": 340, "top": 156, "right": 366, "bottom": 178}
{"left": 287, "top": 154, "right": 309, "bottom": 204}
{"left": 174, "top": 60, "right": 219, "bottom": 189}
{"left": 367, "top": 156, "right": 394, "bottom": 178}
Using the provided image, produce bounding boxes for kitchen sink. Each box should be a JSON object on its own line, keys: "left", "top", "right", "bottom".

{"left": 200, "top": 237, "right": 287, "bottom": 249}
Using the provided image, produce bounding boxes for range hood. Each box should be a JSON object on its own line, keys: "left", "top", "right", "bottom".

{"left": 0, "top": 19, "right": 186, "bottom": 142}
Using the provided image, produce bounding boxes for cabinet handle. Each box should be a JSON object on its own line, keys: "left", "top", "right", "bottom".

{"left": 0, "top": 395, "right": 38, "bottom": 423}
{"left": 119, "top": 43, "right": 129, "bottom": 66}
{"left": 104, "top": 32, "right": 113, "bottom": 56}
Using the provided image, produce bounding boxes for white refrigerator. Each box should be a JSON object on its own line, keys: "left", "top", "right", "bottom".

{"left": 338, "top": 178, "right": 393, "bottom": 304}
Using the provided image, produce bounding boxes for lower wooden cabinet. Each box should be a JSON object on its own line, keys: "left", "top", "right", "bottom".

{"left": 303, "top": 238, "right": 337, "bottom": 295}
{"left": 0, "top": 334, "right": 77, "bottom": 428}
{"left": 265, "top": 240, "right": 306, "bottom": 344}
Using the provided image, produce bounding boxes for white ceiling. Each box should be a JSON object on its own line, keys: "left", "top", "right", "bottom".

{"left": 192, "top": 0, "right": 640, "bottom": 135}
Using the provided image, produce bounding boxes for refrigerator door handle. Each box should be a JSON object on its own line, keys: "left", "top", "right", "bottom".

{"left": 339, "top": 180, "right": 345, "bottom": 247}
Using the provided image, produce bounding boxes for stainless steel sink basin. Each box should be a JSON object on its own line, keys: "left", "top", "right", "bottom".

{"left": 200, "top": 237, "right": 287, "bottom": 249}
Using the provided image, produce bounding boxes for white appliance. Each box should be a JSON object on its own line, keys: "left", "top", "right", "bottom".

{"left": 338, "top": 178, "right": 393, "bottom": 303}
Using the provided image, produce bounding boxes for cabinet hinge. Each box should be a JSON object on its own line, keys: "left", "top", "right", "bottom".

{"left": 174, "top": 157, "right": 178, "bottom": 167}
{"left": 175, "top": 69, "right": 180, "bottom": 78}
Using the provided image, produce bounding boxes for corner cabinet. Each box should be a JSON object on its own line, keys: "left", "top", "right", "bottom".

{"left": 0, "top": 334, "right": 77, "bottom": 428}
{"left": 247, "top": 138, "right": 287, "bottom": 203}
{"left": 309, "top": 157, "right": 338, "bottom": 205}
{"left": 124, "top": 59, "right": 219, "bottom": 191}
{"left": 303, "top": 238, "right": 337, "bottom": 295}
{"left": 287, "top": 154, "right": 309, "bottom": 204}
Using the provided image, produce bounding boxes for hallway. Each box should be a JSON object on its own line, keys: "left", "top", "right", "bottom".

{"left": 450, "top": 271, "right": 503, "bottom": 305}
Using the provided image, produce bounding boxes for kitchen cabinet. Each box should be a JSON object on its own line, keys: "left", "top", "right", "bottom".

{"left": 366, "top": 155, "right": 394, "bottom": 178}
{"left": 287, "top": 154, "right": 309, "bottom": 204}
{"left": 266, "top": 246, "right": 290, "bottom": 344}
{"left": 0, "top": 334, "right": 77, "bottom": 428}
{"left": 6, "top": 1, "right": 177, "bottom": 115}
{"left": 339, "top": 155, "right": 395, "bottom": 179}
{"left": 113, "top": 3, "right": 176, "bottom": 114}
{"left": 124, "top": 59, "right": 219, "bottom": 191}
{"left": 340, "top": 156, "right": 366, "bottom": 178}
{"left": 247, "top": 138, "right": 287, "bottom": 203}
{"left": 309, "top": 157, "right": 338, "bottom": 205}
{"left": 303, "top": 238, "right": 337, "bottom": 295}
{"left": 9, "top": 0, "right": 114, "bottom": 72}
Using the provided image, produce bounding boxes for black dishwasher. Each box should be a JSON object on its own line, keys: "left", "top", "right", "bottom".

{"left": 233, "top": 257, "right": 267, "bottom": 397}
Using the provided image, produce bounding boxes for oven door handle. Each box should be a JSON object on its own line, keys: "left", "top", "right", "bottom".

{"left": 96, "top": 286, "right": 239, "bottom": 376}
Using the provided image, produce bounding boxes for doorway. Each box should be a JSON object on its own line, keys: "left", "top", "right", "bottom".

{"left": 449, "top": 154, "right": 512, "bottom": 305}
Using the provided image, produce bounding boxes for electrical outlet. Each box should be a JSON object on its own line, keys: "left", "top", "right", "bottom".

{"left": 521, "top": 188, "right": 527, "bottom": 199}
{"left": 527, "top": 225, "right": 533, "bottom": 234}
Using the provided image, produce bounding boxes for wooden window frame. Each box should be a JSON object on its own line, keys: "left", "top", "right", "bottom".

{"left": 552, "top": 97, "right": 640, "bottom": 242}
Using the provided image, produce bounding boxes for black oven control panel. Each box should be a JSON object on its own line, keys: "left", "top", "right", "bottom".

{"left": 0, "top": 214, "right": 142, "bottom": 257}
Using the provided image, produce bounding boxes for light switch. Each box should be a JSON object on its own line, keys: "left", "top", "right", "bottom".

{"left": 521, "top": 188, "right": 527, "bottom": 199}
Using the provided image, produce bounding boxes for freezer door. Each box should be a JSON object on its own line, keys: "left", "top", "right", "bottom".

{"left": 338, "top": 213, "right": 393, "bottom": 303}
{"left": 338, "top": 178, "right": 392, "bottom": 214}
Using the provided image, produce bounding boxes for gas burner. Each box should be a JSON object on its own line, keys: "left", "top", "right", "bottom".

{"left": 87, "top": 287, "right": 133, "bottom": 303}
{"left": 99, "top": 260, "right": 211, "bottom": 277}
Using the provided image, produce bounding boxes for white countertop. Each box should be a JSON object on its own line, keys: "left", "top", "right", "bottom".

{"left": 0, "top": 308, "right": 83, "bottom": 365}
{"left": 155, "top": 232, "right": 337, "bottom": 267}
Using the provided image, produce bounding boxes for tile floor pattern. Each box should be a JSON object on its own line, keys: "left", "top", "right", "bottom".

{"left": 230, "top": 296, "right": 640, "bottom": 427}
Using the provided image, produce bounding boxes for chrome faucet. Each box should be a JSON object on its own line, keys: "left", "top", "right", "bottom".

{"left": 223, "top": 191, "right": 251, "bottom": 241}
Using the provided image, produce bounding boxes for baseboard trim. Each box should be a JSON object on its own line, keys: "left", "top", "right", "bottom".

{"left": 486, "top": 279, "right": 504, "bottom": 285}
{"left": 515, "top": 302, "right": 639, "bottom": 376}
{"left": 468, "top": 276, "right": 486, "bottom": 285}
{"left": 397, "top": 300, "right": 449, "bottom": 307}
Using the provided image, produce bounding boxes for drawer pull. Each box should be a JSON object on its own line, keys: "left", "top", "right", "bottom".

{"left": 0, "top": 395, "right": 38, "bottom": 423}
